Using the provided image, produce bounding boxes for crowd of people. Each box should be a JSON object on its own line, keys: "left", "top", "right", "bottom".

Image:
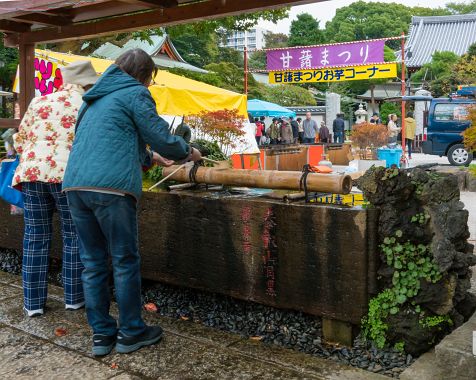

{"left": 252, "top": 112, "right": 346, "bottom": 146}
{"left": 10, "top": 48, "right": 202, "bottom": 357}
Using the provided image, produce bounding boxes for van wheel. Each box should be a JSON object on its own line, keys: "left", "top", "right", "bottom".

{"left": 447, "top": 144, "right": 473, "bottom": 166}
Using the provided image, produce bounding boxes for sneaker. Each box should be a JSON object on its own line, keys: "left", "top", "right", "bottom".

{"left": 92, "top": 334, "right": 117, "bottom": 356}
{"left": 23, "top": 307, "right": 44, "bottom": 317}
{"left": 65, "top": 301, "right": 85, "bottom": 311}
{"left": 116, "top": 326, "right": 163, "bottom": 354}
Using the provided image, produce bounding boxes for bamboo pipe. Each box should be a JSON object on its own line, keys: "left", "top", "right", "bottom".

{"left": 162, "top": 166, "right": 352, "bottom": 194}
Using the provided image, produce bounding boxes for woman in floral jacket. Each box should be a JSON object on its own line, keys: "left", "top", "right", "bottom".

{"left": 13, "top": 61, "right": 98, "bottom": 317}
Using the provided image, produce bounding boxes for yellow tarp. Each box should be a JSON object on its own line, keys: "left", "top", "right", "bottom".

{"left": 15, "top": 49, "right": 248, "bottom": 117}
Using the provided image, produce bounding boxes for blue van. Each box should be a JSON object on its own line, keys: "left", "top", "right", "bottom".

{"left": 421, "top": 97, "right": 475, "bottom": 166}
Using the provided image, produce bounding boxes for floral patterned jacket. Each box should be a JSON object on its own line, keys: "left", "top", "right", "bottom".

{"left": 13, "top": 84, "right": 84, "bottom": 186}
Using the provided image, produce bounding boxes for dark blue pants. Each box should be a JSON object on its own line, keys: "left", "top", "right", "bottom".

{"left": 303, "top": 137, "right": 314, "bottom": 144}
{"left": 67, "top": 191, "right": 146, "bottom": 337}
{"left": 22, "top": 182, "right": 84, "bottom": 312}
{"left": 334, "top": 132, "right": 344, "bottom": 143}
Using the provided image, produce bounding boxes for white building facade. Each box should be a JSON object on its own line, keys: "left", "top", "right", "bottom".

{"left": 221, "top": 28, "right": 268, "bottom": 51}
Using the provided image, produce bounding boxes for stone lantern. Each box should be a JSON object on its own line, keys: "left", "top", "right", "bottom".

{"left": 354, "top": 103, "right": 368, "bottom": 124}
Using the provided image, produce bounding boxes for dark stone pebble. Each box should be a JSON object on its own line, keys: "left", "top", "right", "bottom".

{"left": 0, "top": 247, "right": 413, "bottom": 378}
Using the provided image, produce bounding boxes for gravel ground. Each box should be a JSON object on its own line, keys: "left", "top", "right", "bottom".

{"left": 0, "top": 247, "right": 410, "bottom": 378}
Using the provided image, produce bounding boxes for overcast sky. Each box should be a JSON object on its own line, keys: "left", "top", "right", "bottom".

{"left": 260, "top": 0, "right": 470, "bottom": 34}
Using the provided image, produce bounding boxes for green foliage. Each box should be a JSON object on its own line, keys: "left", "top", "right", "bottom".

{"left": 412, "top": 51, "right": 460, "bottom": 82}
{"left": 419, "top": 315, "right": 452, "bottom": 329}
{"left": 144, "top": 165, "right": 163, "bottom": 182}
{"left": 394, "top": 341, "right": 405, "bottom": 353}
{"left": 192, "top": 139, "right": 228, "bottom": 165}
{"left": 379, "top": 103, "right": 401, "bottom": 125}
{"left": 324, "top": 1, "right": 448, "bottom": 49}
{"left": 411, "top": 212, "right": 430, "bottom": 225}
{"left": 362, "top": 230, "right": 442, "bottom": 349}
{"left": 445, "top": 0, "right": 476, "bottom": 15}
{"left": 288, "top": 13, "right": 325, "bottom": 47}
{"left": 469, "top": 164, "right": 476, "bottom": 177}
{"left": 262, "top": 85, "right": 316, "bottom": 107}
{"left": 381, "top": 167, "right": 399, "bottom": 181}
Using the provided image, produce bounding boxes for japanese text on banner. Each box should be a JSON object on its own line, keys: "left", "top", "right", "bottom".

{"left": 268, "top": 63, "right": 398, "bottom": 84}
{"left": 266, "top": 40, "right": 385, "bottom": 71}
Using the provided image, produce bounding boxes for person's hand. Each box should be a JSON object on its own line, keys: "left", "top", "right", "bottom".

{"left": 152, "top": 152, "right": 175, "bottom": 167}
{"left": 190, "top": 147, "right": 202, "bottom": 162}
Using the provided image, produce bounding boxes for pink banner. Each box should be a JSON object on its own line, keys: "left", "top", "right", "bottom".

{"left": 266, "top": 40, "right": 385, "bottom": 71}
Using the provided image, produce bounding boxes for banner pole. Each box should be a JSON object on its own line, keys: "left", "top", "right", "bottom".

{"left": 400, "top": 32, "right": 407, "bottom": 164}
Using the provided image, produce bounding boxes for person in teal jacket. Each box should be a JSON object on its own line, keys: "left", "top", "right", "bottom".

{"left": 63, "top": 49, "right": 201, "bottom": 357}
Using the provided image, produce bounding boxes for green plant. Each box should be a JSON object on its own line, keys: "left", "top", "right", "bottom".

{"left": 411, "top": 212, "right": 430, "bottom": 225}
{"left": 145, "top": 165, "right": 163, "bottom": 182}
{"left": 469, "top": 164, "right": 476, "bottom": 177}
{"left": 394, "top": 341, "right": 405, "bottom": 353}
{"left": 419, "top": 315, "right": 452, "bottom": 330}
{"left": 362, "top": 230, "right": 442, "bottom": 349}
{"left": 381, "top": 167, "right": 399, "bottom": 181}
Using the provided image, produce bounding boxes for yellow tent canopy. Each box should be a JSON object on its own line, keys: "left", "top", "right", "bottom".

{"left": 15, "top": 49, "right": 248, "bottom": 117}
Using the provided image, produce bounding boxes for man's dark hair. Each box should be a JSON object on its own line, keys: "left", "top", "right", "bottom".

{"left": 115, "top": 49, "right": 157, "bottom": 85}
{"left": 297, "top": 117, "right": 302, "bottom": 122}
{"left": 373, "top": 112, "right": 379, "bottom": 117}
{"left": 260, "top": 116, "right": 265, "bottom": 121}
{"left": 254, "top": 117, "right": 259, "bottom": 122}
{"left": 407, "top": 111, "right": 414, "bottom": 118}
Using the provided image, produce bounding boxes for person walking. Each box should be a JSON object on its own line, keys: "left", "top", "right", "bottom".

{"left": 254, "top": 117, "right": 265, "bottom": 146}
{"left": 387, "top": 114, "right": 401, "bottom": 145}
{"left": 302, "top": 112, "right": 318, "bottom": 144}
{"left": 332, "top": 113, "right": 345, "bottom": 143}
{"left": 267, "top": 118, "right": 280, "bottom": 145}
{"left": 12, "top": 61, "right": 98, "bottom": 317}
{"left": 280, "top": 118, "right": 293, "bottom": 144}
{"left": 404, "top": 111, "right": 417, "bottom": 159}
{"left": 290, "top": 116, "right": 299, "bottom": 144}
{"left": 318, "top": 121, "right": 330, "bottom": 143}
{"left": 63, "top": 49, "right": 202, "bottom": 357}
{"left": 297, "top": 117, "right": 304, "bottom": 143}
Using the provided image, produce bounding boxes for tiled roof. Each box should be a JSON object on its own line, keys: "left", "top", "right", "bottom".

{"left": 396, "top": 14, "right": 476, "bottom": 68}
{"left": 93, "top": 35, "right": 208, "bottom": 73}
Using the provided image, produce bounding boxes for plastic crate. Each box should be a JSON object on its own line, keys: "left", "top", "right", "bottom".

{"left": 377, "top": 148, "right": 402, "bottom": 168}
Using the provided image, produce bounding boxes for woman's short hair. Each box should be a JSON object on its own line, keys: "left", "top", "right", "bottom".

{"left": 407, "top": 111, "right": 414, "bottom": 118}
{"left": 115, "top": 49, "right": 157, "bottom": 85}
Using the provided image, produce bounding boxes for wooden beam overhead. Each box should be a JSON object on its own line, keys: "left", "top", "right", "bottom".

{"left": 20, "top": 0, "right": 319, "bottom": 43}
{"left": 69, "top": 1, "right": 151, "bottom": 22}
{"left": 11, "top": 12, "right": 72, "bottom": 26}
{"left": 0, "top": 20, "right": 31, "bottom": 33}
{"left": 119, "top": 0, "right": 179, "bottom": 8}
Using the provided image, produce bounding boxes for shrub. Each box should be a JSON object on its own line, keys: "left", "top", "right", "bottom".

{"left": 462, "top": 106, "right": 476, "bottom": 152}
{"left": 351, "top": 122, "right": 389, "bottom": 149}
{"left": 187, "top": 109, "right": 246, "bottom": 156}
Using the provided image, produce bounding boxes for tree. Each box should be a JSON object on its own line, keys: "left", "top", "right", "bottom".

{"left": 264, "top": 32, "right": 288, "bottom": 48}
{"left": 168, "top": 24, "right": 218, "bottom": 68}
{"left": 445, "top": 0, "right": 476, "bottom": 15}
{"left": 262, "top": 85, "right": 316, "bottom": 107}
{"left": 379, "top": 102, "right": 401, "bottom": 125}
{"left": 324, "top": 1, "right": 451, "bottom": 49}
{"left": 288, "top": 13, "right": 325, "bottom": 47}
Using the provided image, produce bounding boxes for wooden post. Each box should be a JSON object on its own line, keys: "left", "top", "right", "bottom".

{"left": 244, "top": 46, "right": 248, "bottom": 95}
{"left": 18, "top": 42, "right": 35, "bottom": 117}
{"left": 400, "top": 32, "right": 406, "bottom": 158}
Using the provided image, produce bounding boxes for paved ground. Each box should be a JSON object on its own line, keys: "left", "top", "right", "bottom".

{"left": 0, "top": 271, "right": 386, "bottom": 380}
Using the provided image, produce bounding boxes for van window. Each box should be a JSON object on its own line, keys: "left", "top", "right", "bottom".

{"left": 434, "top": 103, "right": 469, "bottom": 121}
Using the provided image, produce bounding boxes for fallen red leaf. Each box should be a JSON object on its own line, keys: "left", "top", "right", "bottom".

{"left": 54, "top": 327, "right": 67, "bottom": 337}
{"left": 110, "top": 363, "right": 119, "bottom": 370}
{"left": 250, "top": 336, "right": 263, "bottom": 341}
{"left": 144, "top": 303, "right": 158, "bottom": 312}
{"left": 180, "top": 315, "right": 190, "bottom": 321}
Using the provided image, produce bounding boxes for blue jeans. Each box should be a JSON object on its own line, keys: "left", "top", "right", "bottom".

{"left": 66, "top": 191, "right": 146, "bottom": 337}
{"left": 303, "top": 137, "right": 315, "bottom": 144}
{"left": 22, "top": 182, "right": 84, "bottom": 312}
{"left": 334, "top": 132, "right": 344, "bottom": 143}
